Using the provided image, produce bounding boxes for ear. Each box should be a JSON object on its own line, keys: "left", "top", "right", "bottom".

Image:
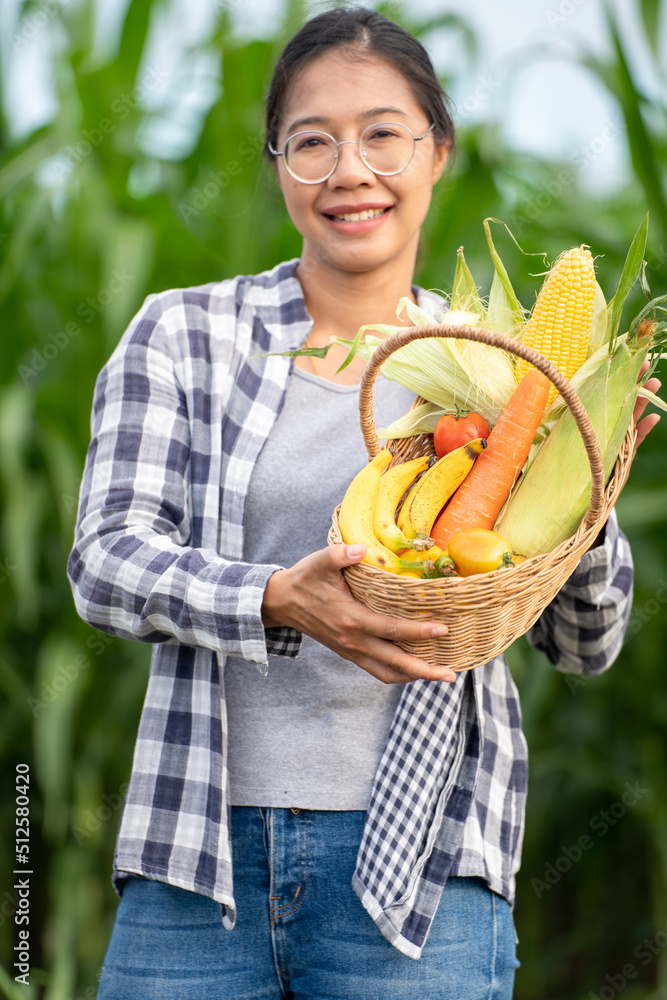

{"left": 431, "top": 140, "right": 451, "bottom": 185}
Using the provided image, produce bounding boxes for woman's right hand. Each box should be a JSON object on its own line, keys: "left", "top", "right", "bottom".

{"left": 262, "top": 544, "right": 457, "bottom": 685}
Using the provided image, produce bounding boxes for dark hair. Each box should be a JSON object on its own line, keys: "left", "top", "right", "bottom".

{"left": 264, "top": 7, "right": 456, "bottom": 160}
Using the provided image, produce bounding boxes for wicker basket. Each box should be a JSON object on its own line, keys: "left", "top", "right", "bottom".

{"left": 327, "top": 323, "right": 637, "bottom": 671}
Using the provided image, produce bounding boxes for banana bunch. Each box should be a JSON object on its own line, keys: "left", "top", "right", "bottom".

{"left": 338, "top": 439, "right": 486, "bottom": 578}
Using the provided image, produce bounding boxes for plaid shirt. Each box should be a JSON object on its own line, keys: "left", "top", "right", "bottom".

{"left": 68, "top": 259, "right": 633, "bottom": 959}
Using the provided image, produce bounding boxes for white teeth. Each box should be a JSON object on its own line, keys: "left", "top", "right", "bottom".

{"left": 330, "top": 207, "right": 388, "bottom": 222}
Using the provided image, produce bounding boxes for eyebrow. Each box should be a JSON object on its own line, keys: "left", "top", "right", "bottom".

{"left": 285, "top": 107, "right": 409, "bottom": 134}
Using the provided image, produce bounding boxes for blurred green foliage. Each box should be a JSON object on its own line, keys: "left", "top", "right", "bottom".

{"left": 0, "top": 1, "right": 665, "bottom": 997}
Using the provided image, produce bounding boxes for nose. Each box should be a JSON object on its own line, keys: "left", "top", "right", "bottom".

{"left": 326, "top": 140, "right": 376, "bottom": 189}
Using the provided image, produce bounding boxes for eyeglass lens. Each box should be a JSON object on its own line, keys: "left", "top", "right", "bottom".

{"left": 283, "top": 122, "right": 416, "bottom": 183}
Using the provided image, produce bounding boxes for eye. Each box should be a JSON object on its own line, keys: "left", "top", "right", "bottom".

{"left": 298, "top": 136, "right": 325, "bottom": 150}
{"left": 366, "top": 127, "right": 399, "bottom": 141}
{"left": 289, "top": 133, "right": 332, "bottom": 153}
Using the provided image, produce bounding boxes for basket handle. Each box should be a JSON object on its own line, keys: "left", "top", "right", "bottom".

{"left": 358, "top": 323, "right": 606, "bottom": 527}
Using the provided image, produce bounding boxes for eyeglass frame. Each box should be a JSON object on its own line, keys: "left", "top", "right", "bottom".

{"left": 268, "top": 121, "right": 436, "bottom": 184}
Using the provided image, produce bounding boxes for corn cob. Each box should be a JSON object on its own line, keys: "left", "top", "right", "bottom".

{"left": 516, "top": 246, "right": 597, "bottom": 403}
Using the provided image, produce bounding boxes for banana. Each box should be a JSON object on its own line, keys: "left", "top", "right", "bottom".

{"left": 338, "top": 450, "right": 423, "bottom": 575}
{"left": 396, "top": 437, "right": 487, "bottom": 540}
{"left": 373, "top": 455, "right": 433, "bottom": 553}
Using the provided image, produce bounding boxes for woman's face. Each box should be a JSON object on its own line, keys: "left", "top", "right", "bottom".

{"left": 274, "top": 49, "right": 449, "bottom": 279}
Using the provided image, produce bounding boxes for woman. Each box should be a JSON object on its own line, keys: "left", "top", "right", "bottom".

{"left": 68, "top": 8, "right": 659, "bottom": 999}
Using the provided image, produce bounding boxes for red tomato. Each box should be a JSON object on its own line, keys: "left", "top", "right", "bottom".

{"left": 433, "top": 411, "right": 491, "bottom": 458}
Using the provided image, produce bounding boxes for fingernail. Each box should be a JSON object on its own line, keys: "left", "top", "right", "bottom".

{"left": 431, "top": 625, "right": 448, "bottom": 637}
{"left": 442, "top": 671, "right": 457, "bottom": 682}
{"left": 346, "top": 544, "right": 366, "bottom": 557}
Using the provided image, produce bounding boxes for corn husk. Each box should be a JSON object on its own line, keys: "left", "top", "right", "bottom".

{"left": 377, "top": 400, "right": 449, "bottom": 440}
{"left": 496, "top": 320, "right": 661, "bottom": 556}
{"left": 586, "top": 282, "right": 609, "bottom": 357}
{"left": 360, "top": 282, "right": 519, "bottom": 430}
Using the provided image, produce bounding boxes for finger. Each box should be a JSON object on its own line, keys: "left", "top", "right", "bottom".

{"left": 373, "top": 613, "right": 449, "bottom": 643}
{"left": 634, "top": 413, "right": 660, "bottom": 451}
{"left": 632, "top": 376, "right": 661, "bottom": 422}
{"left": 633, "top": 396, "right": 649, "bottom": 424}
{"left": 359, "top": 616, "right": 454, "bottom": 672}
{"left": 323, "top": 542, "right": 367, "bottom": 570}
{"left": 335, "top": 616, "right": 454, "bottom": 679}
{"left": 355, "top": 638, "right": 458, "bottom": 683}
{"left": 359, "top": 655, "right": 458, "bottom": 685}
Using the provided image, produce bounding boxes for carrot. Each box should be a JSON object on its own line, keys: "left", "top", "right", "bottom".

{"left": 431, "top": 368, "right": 551, "bottom": 550}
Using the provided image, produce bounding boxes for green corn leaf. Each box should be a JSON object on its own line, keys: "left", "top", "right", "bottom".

{"left": 33, "top": 633, "right": 93, "bottom": 842}
{"left": 636, "top": 386, "right": 667, "bottom": 413}
{"left": 118, "top": 0, "right": 157, "bottom": 83}
{"left": 606, "top": 8, "right": 667, "bottom": 237}
{"left": 628, "top": 291, "right": 667, "bottom": 340}
{"left": 606, "top": 212, "right": 649, "bottom": 349}
{"left": 639, "top": 259, "right": 652, "bottom": 300}
{"left": 335, "top": 326, "right": 372, "bottom": 372}
{"left": 640, "top": 0, "right": 661, "bottom": 56}
{"left": 486, "top": 269, "right": 523, "bottom": 338}
{"left": 0, "top": 963, "right": 38, "bottom": 1000}
{"left": 451, "top": 246, "right": 484, "bottom": 315}
{"left": 249, "top": 344, "right": 333, "bottom": 361}
{"left": 482, "top": 218, "right": 526, "bottom": 327}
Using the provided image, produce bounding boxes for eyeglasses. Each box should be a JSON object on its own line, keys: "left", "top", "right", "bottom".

{"left": 268, "top": 121, "right": 435, "bottom": 184}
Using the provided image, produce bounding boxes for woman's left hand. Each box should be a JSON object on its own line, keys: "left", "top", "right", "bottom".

{"left": 633, "top": 361, "right": 661, "bottom": 453}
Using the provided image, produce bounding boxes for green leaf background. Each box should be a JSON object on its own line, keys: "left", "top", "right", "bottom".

{"left": 1, "top": 1, "right": 666, "bottom": 997}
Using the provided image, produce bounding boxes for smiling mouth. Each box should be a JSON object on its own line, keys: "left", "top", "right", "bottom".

{"left": 326, "top": 207, "right": 391, "bottom": 223}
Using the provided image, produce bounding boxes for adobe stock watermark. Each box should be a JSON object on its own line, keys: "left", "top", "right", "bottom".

{"left": 510, "top": 118, "right": 627, "bottom": 233}
{"left": 456, "top": 75, "right": 501, "bottom": 121}
{"left": 27, "top": 631, "right": 115, "bottom": 718}
{"left": 531, "top": 780, "right": 648, "bottom": 898}
{"left": 49, "top": 68, "right": 167, "bottom": 182}
{"left": 72, "top": 783, "right": 129, "bottom": 845}
{"left": 178, "top": 134, "right": 265, "bottom": 224}
{"left": 18, "top": 268, "right": 135, "bottom": 384}
{"left": 9, "top": 0, "right": 64, "bottom": 51}
{"left": 587, "top": 922, "right": 667, "bottom": 1000}
{"left": 545, "top": 0, "right": 588, "bottom": 29}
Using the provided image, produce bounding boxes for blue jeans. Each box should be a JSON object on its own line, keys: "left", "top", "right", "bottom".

{"left": 98, "top": 807, "right": 519, "bottom": 999}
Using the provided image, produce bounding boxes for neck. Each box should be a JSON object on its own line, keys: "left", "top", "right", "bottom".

{"left": 296, "top": 245, "right": 419, "bottom": 343}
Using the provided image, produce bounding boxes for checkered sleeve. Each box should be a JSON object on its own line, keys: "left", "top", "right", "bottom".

{"left": 67, "top": 296, "right": 297, "bottom": 667}
{"left": 527, "top": 510, "right": 633, "bottom": 675}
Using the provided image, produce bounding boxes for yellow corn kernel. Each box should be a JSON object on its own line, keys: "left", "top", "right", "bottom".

{"left": 516, "top": 246, "right": 597, "bottom": 403}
